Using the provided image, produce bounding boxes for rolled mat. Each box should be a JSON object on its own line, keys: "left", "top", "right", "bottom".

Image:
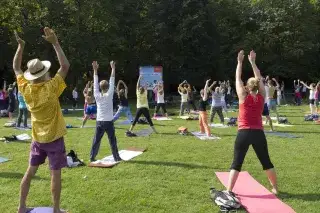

{"left": 215, "top": 172, "right": 296, "bottom": 213}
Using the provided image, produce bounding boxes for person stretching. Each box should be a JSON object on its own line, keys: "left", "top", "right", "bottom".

{"left": 72, "top": 86, "right": 78, "bottom": 110}
{"left": 315, "top": 82, "right": 320, "bottom": 113}
{"left": 227, "top": 50, "right": 277, "bottom": 196}
{"left": 16, "top": 91, "right": 28, "bottom": 128}
{"left": 81, "top": 81, "right": 96, "bottom": 128}
{"left": 128, "top": 76, "right": 157, "bottom": 135}
{"left": 154, "top": 82, "right": 168, "bottom": 117}
{"left": 178, "top": 82, "right": 189, "bottom": 116}
{"left": 186, "top": 83, "right": 197, "bottom": 111}
{"left": 113, "top": 80, "right": 133, "bottom": 122}
{"left": 300, "top": 81, "right": 317, "bottom": 115}
{"left": 7, "top": 86, "right": 16, "bottom": 120}
{"left": 262, "top": 77, "right": 274, "bottom": 131}
{"left": 266, "top": 78, "right": 280, "bottom": 123}
{"left": 14, "top": 28, "right": 70, "bottom": 213}
{"left": 90, "top": 61, "right": 122, "bottom": 162}
{"left": 208, "top": 82, "right": 224, "bottom": 125}
{"left": 220, "top": 87, "right": 229, "bottom": 119}
{"left": 198, "top": 79, "right": 211, "bottom": 137}
{"left": 294, "top": 80, "right": 302, "bottom": 106}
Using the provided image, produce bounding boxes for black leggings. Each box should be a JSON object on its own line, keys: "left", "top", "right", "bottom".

{"left": 132, "top": 107, "right": 154, "bottom": 126}
{"left": 231, "top": 129, "right": 274, "bottom": 171}
{"left": 155, "top": 103, "right": 167, "bottom": 114}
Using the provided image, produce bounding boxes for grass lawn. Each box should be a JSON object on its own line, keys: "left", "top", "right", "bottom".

{"left": 0, "top": 104, "right": 319, "bottom": 213}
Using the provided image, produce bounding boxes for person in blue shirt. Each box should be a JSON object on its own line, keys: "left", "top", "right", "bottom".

{"left": 16, "top": 91, "right": 28, "bottom": 128}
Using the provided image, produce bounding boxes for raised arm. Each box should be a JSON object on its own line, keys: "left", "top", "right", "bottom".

{"left": 137, "top": 75, "right": 142, "bottom": 90}
{"left": 42, "top": 27, "right": 70, "bottom": 79}
{"left": 13, "top": 31, "right": 25, "bottom": 76}
{"left": 108, "top": 61, "right": 116, "bottom": 95}
{"left": 300, "top": 81, "right": 311, "bottom": 89}
{"left": 203, "top": 79, "right": 211, "bottom": 101}
{"left": 208, "top": 81, "right": 217, "bottom": 92}
{"left": 272, "top": 78, "right": 280, "bottom": 89}
{"left": 2, "top": 81, "right": 6, "bottom": 92}
{"left": 92, "top": 61, "right": 100, "bottom": 97}
{"left": 248, "top": 50, "right": 265, "bottom": 98}
{"left": 236, "top": 50, "right": 247, "bottom": 101}
{"left": 83, "top": 82, "right": 89, "bottom": 96}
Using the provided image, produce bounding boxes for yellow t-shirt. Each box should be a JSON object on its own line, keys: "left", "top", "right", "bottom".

{"left": 17, "top": 73, "right": 67, "bottom": 143}
{"left": 136, "top": 89, "right": 149, "bottom": 109}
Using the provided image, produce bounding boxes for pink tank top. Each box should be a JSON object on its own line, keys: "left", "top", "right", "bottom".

{"left": 238, "top": 94, "right": 264, "bottom": 130}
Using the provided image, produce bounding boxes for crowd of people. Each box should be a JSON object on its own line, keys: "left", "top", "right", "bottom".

{"left": 1, "top": 27, "right": 319, "bottom": 213}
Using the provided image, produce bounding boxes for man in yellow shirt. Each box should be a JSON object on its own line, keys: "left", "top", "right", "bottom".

{"left": 14, "top": 28, "right": 70, "bottom": 213}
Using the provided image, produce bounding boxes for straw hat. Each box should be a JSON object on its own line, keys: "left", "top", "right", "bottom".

{"left": 24, "top": 59, "right": 51, "bottom": 80}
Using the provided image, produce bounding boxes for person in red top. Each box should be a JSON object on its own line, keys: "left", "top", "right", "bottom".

{"left": 226, "top": 50, "right": 278, "bottom": 194}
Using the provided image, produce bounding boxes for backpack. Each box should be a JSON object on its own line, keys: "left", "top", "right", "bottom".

{"left": 278, "top": 117, "right": 288, "bottom": 124}
{"left": 227, "top": 117, "right": 237, "bottom": 126}
{"left": 67, "top": 150, "right": 85, "bottom": 167}
{"left": 210, "top": 188, "right": 242, "bottom": 212}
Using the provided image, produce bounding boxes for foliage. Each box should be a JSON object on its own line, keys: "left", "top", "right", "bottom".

{"left": 0, "top": 0, "right": 319, "bottom": 91}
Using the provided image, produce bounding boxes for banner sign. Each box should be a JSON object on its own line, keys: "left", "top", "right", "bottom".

{"left": 139, "top": 66, "right": 163, "bottom": 90}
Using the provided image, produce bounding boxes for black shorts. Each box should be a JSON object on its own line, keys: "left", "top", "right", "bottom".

{"left": 309, "top": 99, "right": 315, "bottom": 105}
{"left": 262, "top": 103, "right": 269, "bottom": 116}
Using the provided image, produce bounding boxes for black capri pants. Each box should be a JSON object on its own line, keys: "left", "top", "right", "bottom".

{"left": 231, "top": 129, "right": 274, "bottom": 171}
{"left": 155, "top": 103, "right": 167, "bottom": 114}
{"left": 132, "top": 107, "right": 154, "bottom": 126}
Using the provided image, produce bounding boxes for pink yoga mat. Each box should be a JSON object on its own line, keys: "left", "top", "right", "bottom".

{"left": 215, "top": 172, "right": 295, "bottom": 213}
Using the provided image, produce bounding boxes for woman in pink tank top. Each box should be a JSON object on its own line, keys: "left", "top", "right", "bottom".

{"left": 226, "top": 50, "right": 278, "bottom": 195}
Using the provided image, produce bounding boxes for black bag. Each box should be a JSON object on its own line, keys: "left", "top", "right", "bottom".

{"left": 278, "top": 117, "right": 288, "bottom": 124}
{"left": 210, "top": 188, "right": 242, "bottom": 212}
{"left": 67, "top": 150, "right": 85, "bottom": 167}
{"left": 227, "top": 117, "right": 237, "bottom": 126}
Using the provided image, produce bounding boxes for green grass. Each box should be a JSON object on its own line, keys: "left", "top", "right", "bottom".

{"left": 0, "top": 105, "right": 319, "bottom": 213}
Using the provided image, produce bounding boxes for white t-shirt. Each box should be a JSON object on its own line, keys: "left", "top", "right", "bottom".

{"left": 93, "top": 75, "right": 115, "bottom": 121}
{"left": 72, "top": 90, "right": 78, "bottom": 99}
{"left": 264, "top": 86, "right": 269, "bottom": 103}
{"left": 309, "top": 90, "right": 315, "bottom": 100}
{"left": 157, "top": 92, "right": 165, "bottom": 103}
{"left": 179, "top": 92, "right": 188, "bottom": 103}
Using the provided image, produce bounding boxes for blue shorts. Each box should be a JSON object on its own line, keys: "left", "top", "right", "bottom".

{"left": 267, "top": 99, "right": 277, "bottom": 111}
{"left": 85, "top": 105, "right": 97, "bottom": 115}
{"left": 262, "top": 103, "right": 269, "bottom": 116}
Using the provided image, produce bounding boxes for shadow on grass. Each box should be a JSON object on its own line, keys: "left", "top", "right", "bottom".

{"left": 0, "top": 172, "right": 47, "bottom": 180}
{"left": 126, "top": 160, "right": 212, "bottom": 169}
{"left": 279, "top": 192, "right": 320, "bottom": 202}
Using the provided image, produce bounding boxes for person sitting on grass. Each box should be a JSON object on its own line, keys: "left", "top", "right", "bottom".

{"left": 198, "top": 79, "right": 211, "bottom": 137}
{"left": 14, "top": 28, "right": 70, "bottom": 213}
{"left": 208, "top": 81, "right": 225, "bottom": 125}
{"left": 226, "top": 50, "right": 277, "bottom": 196}
{"left": 154, "top": 82, "right": 168, "bottom": 117}
{"left": 90, "top": 61, "right": 122, "bottom": 162}
{"left": 81, "top": 81, "right": 96, "bottom": 128}
{"left": 300, "top": 81, "right": 317, "bottom": 115}
{"left": 113, "top": 80, "right": 133, "bottom": 123}
{"left": 127, "top": 75, "right": 157, "bottom": 136}
{"left": 178, "top": 81, "right": 189, "bottom": 116}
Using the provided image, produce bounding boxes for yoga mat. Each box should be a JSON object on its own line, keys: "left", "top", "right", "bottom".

{"left": 210, "top": 123, "right": 229, "bottom": 128}
{"left": 0, "top": 157, "right": 9, "bottom": 163}
{"left": 136, "top": 128, "right": 154, "bottom": 137}
{"left": 28, "top": 207, "right": 66, "bottom": 213}
{"left": 264, "top": 131, "right": 301, "bottom": 138}
{"left": 153, "top": 117, "right": 173, "bottom": 121}
{"left": 191, "top": 132, "right": 221, "bottom": 140}
{"left": 89, "top": 147, "right": 146, "bottom": 168}
{"left": 263, "top": 123, "right": 294, "bottom": 127}
{"left": 117, "top": 120, "right": 132, "bottom": 125}
{"left": 215, "top": 172, "right": 296, "bottom": 213}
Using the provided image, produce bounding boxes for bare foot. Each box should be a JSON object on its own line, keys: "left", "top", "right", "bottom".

{"left": 17, "top": 206, "right": 33, "bottom": 213}
{"left": 271, "top": 188, "right": 278, "bottom": 194}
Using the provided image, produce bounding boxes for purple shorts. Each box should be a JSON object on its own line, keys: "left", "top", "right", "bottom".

{"left": 29, "top": 137, "right": 67, "bottom": 170}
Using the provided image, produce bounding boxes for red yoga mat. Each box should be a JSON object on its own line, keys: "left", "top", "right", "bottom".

{"left": 215, "top": 172, "right": 296, "bottom": 213}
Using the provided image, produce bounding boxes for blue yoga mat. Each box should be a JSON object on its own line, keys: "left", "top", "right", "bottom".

{"left": 264, "top": 131, "right": 302, "bottom": 138}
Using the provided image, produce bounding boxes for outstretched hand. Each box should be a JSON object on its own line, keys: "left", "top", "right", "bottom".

{"left": 42, "top": 27, "right": 58, "bottom": 44}
{"left": 248, "top": 50, "right": 256, "bottom": 64}
{"left": 14, "top": 31, "right": 25, "bottom": 46}
{"left": 110, "top": 61, "right": 116, "bottom": 70}
{"left": 92, "top": 61, "right": 99, "bottom": 71}
{"left": 238, "top": 50, "right": 245, "bottom": 63}
{"left": 206, "top": 79, "right": 211, "bottom": 84}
